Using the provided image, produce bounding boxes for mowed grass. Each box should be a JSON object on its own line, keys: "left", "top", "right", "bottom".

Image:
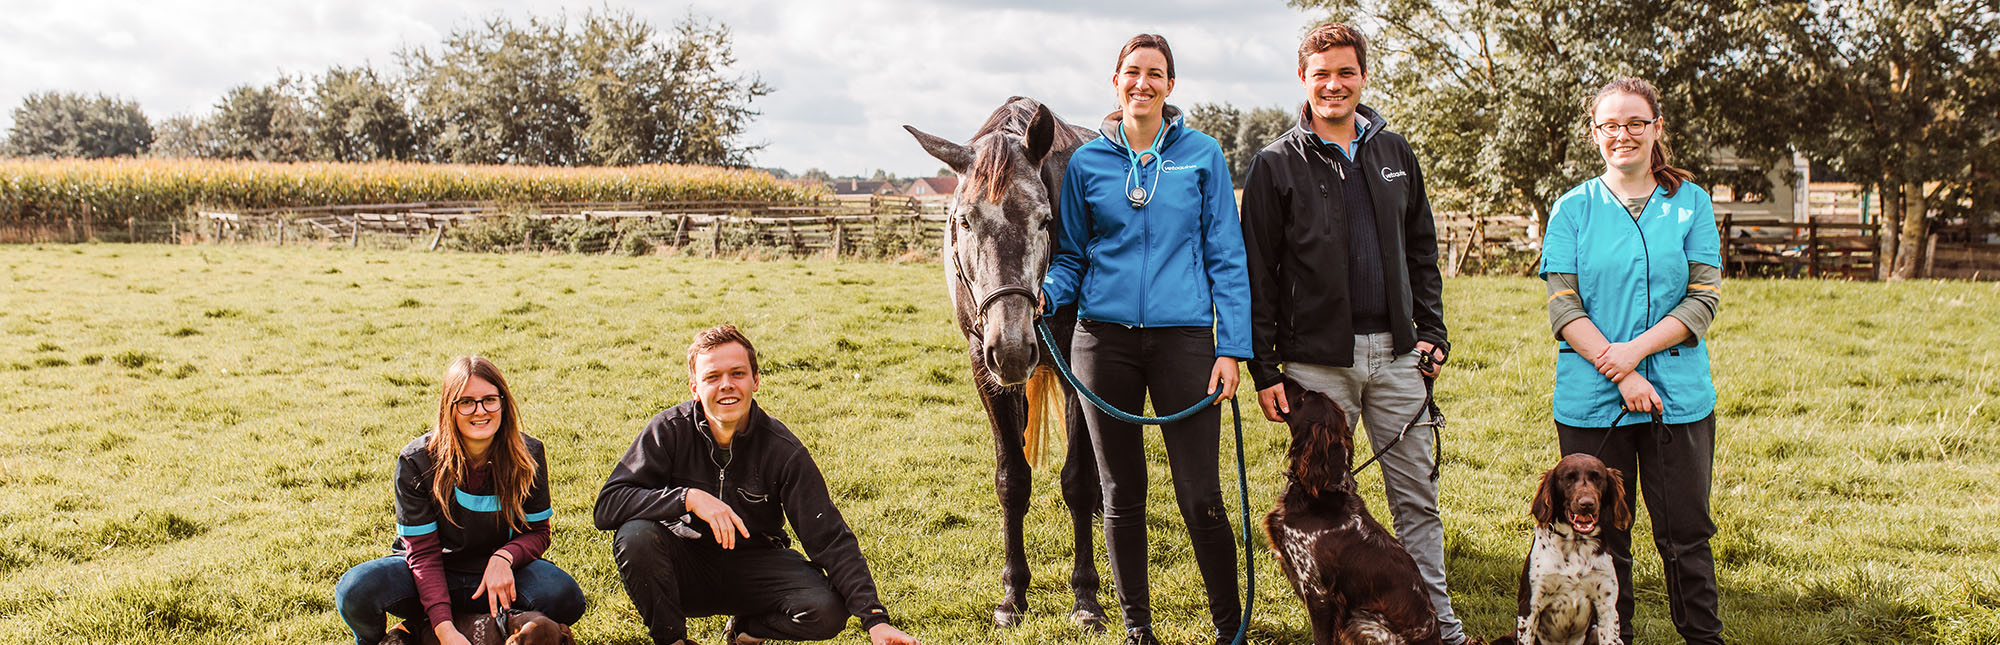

{"left": 1, "top": 244, "right": 1997, "bottom": 644}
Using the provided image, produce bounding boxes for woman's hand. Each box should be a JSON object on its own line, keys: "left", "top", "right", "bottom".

{"left": 1617, "top": 372, "right": 1662, "bottom": 414}
{"left": 471, "top": 553, "right": 516, "bottom": 616}
{"left": 1594, "top": 342, "right": 1647, "bottom": 382}
{"left": 869, "top": 623, "right": 922, "bottom": 645}
{"left": 686, "top": 488, "right": 751, "bottom": 549}
{"left": 433, "top": 621, "right": 474, "bottom": 645}
{"left": 1207, "top": 357, "right": 1239, "bottom": 404}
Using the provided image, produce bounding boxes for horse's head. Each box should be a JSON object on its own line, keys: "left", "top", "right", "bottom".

{"left": 905, "top": 102, "right": 1061, "bottom": 385}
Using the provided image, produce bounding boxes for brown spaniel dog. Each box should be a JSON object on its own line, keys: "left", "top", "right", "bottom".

{"left": 1265, "top": 381, "right": 1441, "bottom": 645}
{"left": 380, "top": 609, "right": 574, "bottom": 645}
{"left": 1494, "top": 453, "right": 1631, "bottom": 645}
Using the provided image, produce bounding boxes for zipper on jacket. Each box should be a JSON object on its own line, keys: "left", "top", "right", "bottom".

{"left": 696, "top": 420, "right": 730, "bottom": 504}
{"left": 1620, "top": 186, "right": 1656, "bottom": 385}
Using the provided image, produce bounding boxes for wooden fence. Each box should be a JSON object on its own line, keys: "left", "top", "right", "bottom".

{"left": 190, "top": 196, "right": 951, "bottom": 257}
{"left": 1720, "top": 214, "right": 1879, "bottom": 279}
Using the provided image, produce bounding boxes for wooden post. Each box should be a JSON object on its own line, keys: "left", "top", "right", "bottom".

{"left": 352, "top": 218, "right": 362, "bottom": 248}
{"left": 215, "top": 218, "right": 224, "bottom": 243}
{"left": 278, "top": 218, "right": 287, "bottom": 246}
{"left": 429, "top": 221, "right": 446, "bottom": 252}
{"left": 1720, "top": 213, "right": 1733, "bottom": 276}
{"left": 786, "top": 218, "right": 800, "bottom": 254}
{"left": 1923, "top": 232, "right": 1938, "bottom": 279}
{"left": 711, "top": 219, "right": 724, "bottom": 256}
{"left": 82, "top": 203, "right": 93, "bottom": 241}
{"left": 127, "top": 217, "right": 136, "bottom": 243}
{"left": 675, "top": 215, "right": 689, "bottom": 247}
{"left": 171, "top": 220, "right": 179, "bottom": 244}
{"left": 831, "top": 217, "right": 845, "bottom": 257}
{"left": 1807, "top": 216, "right": 1820, "bottom": 278}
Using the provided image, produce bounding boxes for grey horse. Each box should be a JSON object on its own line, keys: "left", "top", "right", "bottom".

{"left": 905, "top": 97, "right": 1107, "bottom": 631}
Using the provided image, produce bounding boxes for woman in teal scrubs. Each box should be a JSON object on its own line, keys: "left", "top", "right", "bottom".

{"left": 1539, "top": 77, "right": 1724, "bottom": 643}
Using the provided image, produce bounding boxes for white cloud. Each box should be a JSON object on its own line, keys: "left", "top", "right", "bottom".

{"left": 0, "top": 0, "right": 1323, "bottom": 176}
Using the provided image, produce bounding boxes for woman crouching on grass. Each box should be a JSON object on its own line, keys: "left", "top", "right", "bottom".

{"left": 335, "top": 356, "right": 585, "bottom": 645}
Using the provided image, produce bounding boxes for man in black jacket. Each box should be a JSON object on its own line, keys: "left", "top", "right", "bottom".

{"left": 1239, "top": 23, "right": 1467, "bottom": 645}
{"left": 595, "top": 325, "right": 920, "bottom": 645}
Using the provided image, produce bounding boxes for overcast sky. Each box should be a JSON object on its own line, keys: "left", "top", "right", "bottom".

{"left": 0, "top": 0, "right": 1325, "bottom": 177}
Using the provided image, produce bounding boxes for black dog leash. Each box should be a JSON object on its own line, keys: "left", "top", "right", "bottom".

{"left": 1350, "top": 352, "right": 1445, "bottom": 481}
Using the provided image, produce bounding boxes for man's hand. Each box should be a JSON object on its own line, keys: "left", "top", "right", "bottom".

{"left": 1206, "top": 357, "right": 1240, "bottom": 405}
{"left": 1414, "top": 341, "right": 1445, "bottom": 378}
{"left": 685, "top": 488, "right": 750, "bottom": 549}
{"left": 1256, "top": 383, "right": 1289, "bottom": 422}
{"left": 1594, "top": 342, "right": 1646, "bottom": 383}
{"left": 472, "top": 553, "right": 516, "bottom": 616}
{"left": 433, "top": 622, "right": 473, "bottom": 645}
{"left": 869, "top": 623, "right": 921, "bottom": 645}
{"left": 1617, "top": 373, "right": 1662, "bottom": 414}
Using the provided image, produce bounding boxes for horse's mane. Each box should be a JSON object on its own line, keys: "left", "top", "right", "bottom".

{"left": 966, "top": 97, "right": 1092, "bottom": 203}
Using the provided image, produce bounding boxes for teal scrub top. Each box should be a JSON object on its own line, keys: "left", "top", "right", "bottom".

{"left": 1539, "top": 179, "right": 1722, "bottom": 426}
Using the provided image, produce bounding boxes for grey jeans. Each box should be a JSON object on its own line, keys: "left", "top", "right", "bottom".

{"left": 1284, "top": 332, "right": 1464, "bottom": 644}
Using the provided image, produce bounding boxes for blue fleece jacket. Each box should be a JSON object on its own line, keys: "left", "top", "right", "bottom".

{"left": 1042, "top": 108, "right": 1253, "bottom": 359}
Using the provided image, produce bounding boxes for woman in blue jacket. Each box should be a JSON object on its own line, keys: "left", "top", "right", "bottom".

{"left": 1539, "top": 77, "right": 1725, "bottom": 644}
{"left": 1041, "top": 33, "right": 1252, "bottom": 645}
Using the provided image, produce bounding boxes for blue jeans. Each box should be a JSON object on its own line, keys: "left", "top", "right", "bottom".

{"left": 333, "top": 555, "right": 586, "bottom": 645}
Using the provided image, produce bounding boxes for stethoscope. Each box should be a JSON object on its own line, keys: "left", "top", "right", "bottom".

{"left": 1120, "top": 121, "right": 1169, "bottom": 208}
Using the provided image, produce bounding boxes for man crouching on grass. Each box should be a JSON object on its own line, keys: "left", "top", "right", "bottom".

{"left": 595, "top": 325, "right": 921, "bottom": 645}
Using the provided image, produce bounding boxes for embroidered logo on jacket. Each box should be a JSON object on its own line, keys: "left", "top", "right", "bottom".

{"left": 1163, "top": 160, "right": 1199, "bottom": 173}
{"left": 1381, "top": 167, "right": 1407, "bottom": 182}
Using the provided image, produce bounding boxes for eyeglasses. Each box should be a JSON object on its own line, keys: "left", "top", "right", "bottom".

{"left": 454, "top": 394, "right": 505, "bottom": 415}
{"left": 1593, "top": 118, "right": 1658, "bottom": 137}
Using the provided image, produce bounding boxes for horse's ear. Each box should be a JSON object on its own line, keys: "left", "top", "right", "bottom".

{"left": 905, "top": 125, "right": 972, "bottom": 175}
{"left": 1025, "top": 104, "right": 1057, "bottom": 165}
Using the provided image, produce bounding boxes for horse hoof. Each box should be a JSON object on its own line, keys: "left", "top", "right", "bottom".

{"left": 1070, "top": 609, "right": 1107, "bottom": 633}
{"left": 993, "top": 606, "right": 1024, "bottom": 628}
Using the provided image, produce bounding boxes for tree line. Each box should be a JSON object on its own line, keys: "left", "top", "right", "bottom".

{"left": 3, "top": 9, "right": 767, "bottom": 168}
{"left": 1277, "top": 0, "right": 1998, "bottom": 280}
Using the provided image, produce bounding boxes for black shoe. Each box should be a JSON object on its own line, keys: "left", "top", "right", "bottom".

{"left": 723, "top": 617, "right": 764, "bottom": 645}
{"left": 1123, "top": 626, "right": 1163, "bottom": 645}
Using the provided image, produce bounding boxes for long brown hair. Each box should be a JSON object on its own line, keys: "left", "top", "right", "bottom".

{"left": 1591, "top": 78, "right": 1693, "bottom": 197}
{"left": 428, "top": 356, "right": 537, "bottom": 531}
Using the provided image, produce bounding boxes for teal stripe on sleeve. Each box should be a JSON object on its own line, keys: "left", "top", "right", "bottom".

{"left": 454, "top": 488, "right": 500, "bottom": 512}
{"left": 525, "top": 508, "right": 553, "bottom": 522}
{"left": 397, "top": 521, "right": 438, "bottom": 537}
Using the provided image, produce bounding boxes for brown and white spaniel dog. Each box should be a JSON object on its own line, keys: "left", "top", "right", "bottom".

{"left": 381, "top": 609, "right": 574, "bottom": 645}
{"left": 1495, "top": 453, "right": 1631, "bottom": 645}
{"left": 1265, "top": 381, "right": 1442, "bottom": 645}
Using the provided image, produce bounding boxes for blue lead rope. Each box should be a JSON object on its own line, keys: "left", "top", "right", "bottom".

{"left": 1033, "top": 318, "right": 1255, "bottom": 645}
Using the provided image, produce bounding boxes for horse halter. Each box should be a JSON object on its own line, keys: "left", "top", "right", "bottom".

{"left": 950, "top": 213, "right": 1039, "bottom": 327}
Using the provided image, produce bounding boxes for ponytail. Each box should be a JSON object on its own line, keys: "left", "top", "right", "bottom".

{"left": 1651, "top": 137, "right": 1693, "bottom": 197}
{"left": 1593, "top": 77, "right": 1692, "bottom": 197}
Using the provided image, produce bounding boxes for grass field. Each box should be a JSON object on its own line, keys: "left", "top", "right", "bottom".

{"left": 1, "top": 244, "right": 1997, "bottom": 644}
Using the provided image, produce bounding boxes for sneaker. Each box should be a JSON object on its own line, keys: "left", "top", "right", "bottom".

{"left": 1123, "top": 626, "right": 1163, "bottom": 645}
{"left": 723, "top": 617, "right": 765, "bottom": 645}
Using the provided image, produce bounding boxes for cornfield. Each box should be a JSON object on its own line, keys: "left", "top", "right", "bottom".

{"left": 0, "top": 158, "right": 820, "bottom": 229}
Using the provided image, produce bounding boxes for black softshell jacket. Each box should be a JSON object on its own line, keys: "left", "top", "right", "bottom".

{"left": 1239, "top": 104, "right": 1449, "bottom": 391}
{"left": 593, "top": 400, "right": 890, "bottom": 628}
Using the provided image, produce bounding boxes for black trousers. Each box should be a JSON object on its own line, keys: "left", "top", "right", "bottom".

{"left": 612, "top": 520, "right": 848, "bottom": 645}
{"left": 1557, "top": 414, "right": 1724, "bottom": 644}
{"left": 1072, "top": 321, "right": 1240, "bottom": 635}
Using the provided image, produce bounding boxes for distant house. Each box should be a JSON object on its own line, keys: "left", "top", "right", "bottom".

{"left": 906, "top": 176, "right": 959, "bottom": 197}
{"left": 831, "top": 179, "right": 898, "bottom": 196}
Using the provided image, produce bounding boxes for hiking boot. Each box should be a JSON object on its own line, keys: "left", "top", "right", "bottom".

{"left": 1123, "top": 626, "right": 1163, "bottom": 645}
{"left": 724, "top": 617, "right": 764, "bottom": 645}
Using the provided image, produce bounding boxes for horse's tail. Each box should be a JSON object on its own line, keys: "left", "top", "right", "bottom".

{"left": 1022, "top": 365, "right": 1066, "bottom": 468}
